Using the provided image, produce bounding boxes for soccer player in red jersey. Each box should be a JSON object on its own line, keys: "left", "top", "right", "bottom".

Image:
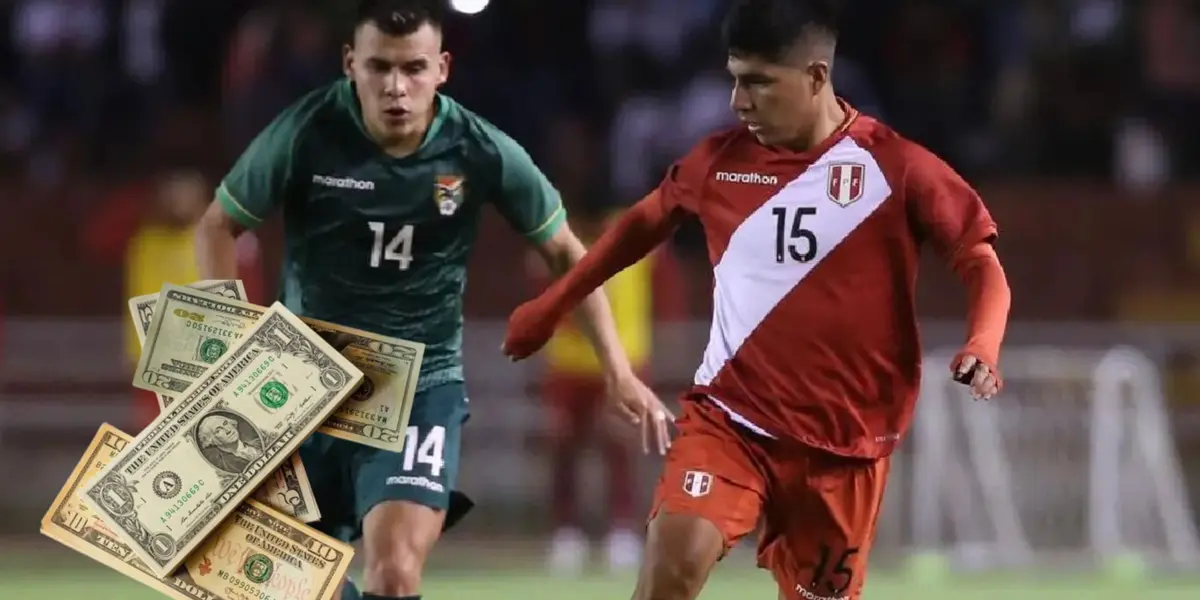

{"left": 502, "top": 1, "right": 1011, "bottom": 598}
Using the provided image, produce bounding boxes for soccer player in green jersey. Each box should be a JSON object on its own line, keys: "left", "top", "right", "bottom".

{"left": 194, "top": 2, "right": 673, "bottom": 599}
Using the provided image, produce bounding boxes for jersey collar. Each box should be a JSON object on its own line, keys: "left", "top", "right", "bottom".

{"left": 764, "top": 97, "right": 859, "bottom": 161}
{"left": 420, "top": 94, "right": 447, "bottom": 151}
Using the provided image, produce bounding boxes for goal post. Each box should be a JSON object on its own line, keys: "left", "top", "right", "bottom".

{"left": 910, "top": 345, "right": 1200, "bottom": 572}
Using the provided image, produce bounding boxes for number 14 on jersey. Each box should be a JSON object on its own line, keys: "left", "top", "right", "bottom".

{"left": 369, "top": 222, "right": 414, "bottom": 270}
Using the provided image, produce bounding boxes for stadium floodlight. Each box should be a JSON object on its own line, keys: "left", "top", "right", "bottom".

{"left": 449, "top": 0, "right": 489, "bottom": 15}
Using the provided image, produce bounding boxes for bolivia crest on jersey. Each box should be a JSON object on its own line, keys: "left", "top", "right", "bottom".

{"left": 826, "top": 162, "right": 865, "bottom": 207}
{"left": 434, "top": 174, "right": 465, "bottom": 216}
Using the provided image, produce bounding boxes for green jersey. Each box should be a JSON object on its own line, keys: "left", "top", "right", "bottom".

{"left": 217, "top": 80, "right": 566, "bottom": 391}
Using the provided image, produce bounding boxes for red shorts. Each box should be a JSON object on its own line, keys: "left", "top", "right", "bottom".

{"left": 650, "top": 399, "right": 890, "bottom": 600}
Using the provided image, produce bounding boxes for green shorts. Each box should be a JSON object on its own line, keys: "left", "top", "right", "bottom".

{"left": 298, "top": 381, "right": 470, "bottom": 542}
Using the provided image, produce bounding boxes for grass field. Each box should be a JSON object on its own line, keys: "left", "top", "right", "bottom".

{"left": 6, "top": 537, "right": 1198, "bottom": 599}
{"left": 6, "top": 564, "right": 1200, "bottom": 599}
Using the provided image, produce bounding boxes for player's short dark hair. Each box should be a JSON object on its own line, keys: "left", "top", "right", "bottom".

{"left": 354, "top": 0, "right": 445, "bottom": 37}
{"left": 722, "top": 0, "right": 840, "bottom": 63}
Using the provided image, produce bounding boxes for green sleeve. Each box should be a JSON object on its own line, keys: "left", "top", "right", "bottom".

{"left": 216, "top": 111, "right": 301, "bottom": 229}
{"left": 488, "top": 130, "right": 566, "bottom": 244}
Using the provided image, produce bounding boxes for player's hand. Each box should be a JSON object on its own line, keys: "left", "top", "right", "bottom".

{"left": 502, "top": 298, "right": 564, "bottom": 361}
{"left": 605, "top": 370, "right": 674, "bottom": 455}
{"left": 951, "top": 353, "right": 1002, "bottom": 400}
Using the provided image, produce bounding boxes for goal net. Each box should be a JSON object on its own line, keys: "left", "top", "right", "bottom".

{"left": 910, "top": 346, "right": 1200, "bottom": 571}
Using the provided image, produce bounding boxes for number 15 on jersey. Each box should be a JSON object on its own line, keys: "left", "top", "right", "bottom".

{"left": 369, "top": 222, "right": 414, "bottom": 270}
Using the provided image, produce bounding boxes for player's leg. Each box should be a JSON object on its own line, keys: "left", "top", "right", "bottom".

{"left": 758, "top": 450, "right": 891, "bottom": 600}
{"left": 361, "top": 500, "right": 445, "bottom": 597}
{"left": 296, "top": 434, "right": 360, "bottom": 600}
{"left": 353, "top": 382, "right": 468, "bottom": 598}
{"left": 633, "top": 399, "right": 767, "bottom": 600}
{"left": 542, "top": 371, "right": 600, "bottom": 573}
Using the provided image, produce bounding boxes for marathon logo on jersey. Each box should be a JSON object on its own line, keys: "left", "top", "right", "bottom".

{"left": 312, "top": 174, "right": 375, "bottom": 190}
{"left": 715, "top": 171, "right": 779, "bottom": 185}
{"left": 434, "top": 174, "right": 465, "bottom": 216}
{"left": 386, "top": 475, "right": 446, "bottom": 493}
{"left": 682, "top": 470, "right": 713, "bottom": 498}
{"left": 826, "top": 163, "right": 865, "bottom": 207}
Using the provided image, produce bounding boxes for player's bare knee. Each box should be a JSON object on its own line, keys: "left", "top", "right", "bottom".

{"left": 364, "top": 546, "right": 426, "bottom": 596}
{"left": 362, "top": 501, "right": 444, "bottom": 596}
{"left": 636, "top": 512, "right": 724, "bottom": 599}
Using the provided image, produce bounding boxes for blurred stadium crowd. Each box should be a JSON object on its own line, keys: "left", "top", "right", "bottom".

{"left": 1, "top": 0, "right": 1197, "bottom": 189}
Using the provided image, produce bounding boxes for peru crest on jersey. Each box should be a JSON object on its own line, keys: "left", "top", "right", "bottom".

{"left": 826, "top": 162, "right": 865, "bottom": 207}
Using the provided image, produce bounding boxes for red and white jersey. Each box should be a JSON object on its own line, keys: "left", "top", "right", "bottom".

{"left": 657, "top": 103, "right": 997, "bottom": 458}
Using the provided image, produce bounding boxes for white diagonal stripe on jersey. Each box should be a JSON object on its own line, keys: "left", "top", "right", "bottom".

{"left": 695, "top": 137, "right": 892, "bottom": 386}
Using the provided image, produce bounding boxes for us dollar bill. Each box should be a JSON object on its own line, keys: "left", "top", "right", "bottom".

{"left": 83, "top": 303, "right": 363, "bottom": 577}
{"left": 130, "top": 281, "right": 320, "bottom": 522}
{"left": 129, "top": 279, "right": 248, "bottom": 410}
{"left": 302, "top": 317, "right": 423, "bottom": 452}
{"left": 255, "top": 453, "right": 321, "bottom": 523}
{"left": 129, "top": 280, "right": 248, "bottom": 347}
{"left": 132, "top": 284, "right": 263, "bottom": 397}
{"left": 133, "top": 284, "right": 423, "bottom": 452}
{"left": 41, "top": 423, "right": 353, "bottom": 600}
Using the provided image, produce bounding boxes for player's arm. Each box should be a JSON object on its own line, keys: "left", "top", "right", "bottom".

{"left": 483, "top": 131, "right": 626, "bottom": 373}
{"left": 195, "top": 112, "right": 298, "bottom": 279}
{"left": 494, "top": 134, "right": 678, "bottom": 451}
{"left": 502, "top": 162, "right": 697, "bottom": 360}
{"left": 514, "top": 190, "right": 682, "bottom": 352}
{"left": 909, "top": 148, "right": 1011, "bottom": 398}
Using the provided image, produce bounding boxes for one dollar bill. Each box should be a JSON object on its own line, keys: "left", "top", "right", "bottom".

{"left": 130, "top": 280, "right": 322, "bottom": 523}
{"left": 129, "top": 279, "right": 248, "bottom": 409}
{"left": 84, "top": 303, "right": 364, "bottom": 577}
{"left": 133, "top": 284, "right": 423, "bottom": 452}
{"left": 41, "top": 423, "right": 353, "bottom": 600}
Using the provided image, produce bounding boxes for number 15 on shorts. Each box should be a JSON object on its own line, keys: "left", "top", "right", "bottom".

{"left": 806, "top": 544, "right": 859, "bottom": 597}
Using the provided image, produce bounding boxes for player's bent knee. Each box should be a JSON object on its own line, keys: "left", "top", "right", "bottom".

{"left": 362, "top": 501, "right": 445, "bottom": 596}
{"left": 635, "top": 512, "right": 725, "bottom": 600}
{"left": 364, "top": 550, "right": 425, "bottom": 596}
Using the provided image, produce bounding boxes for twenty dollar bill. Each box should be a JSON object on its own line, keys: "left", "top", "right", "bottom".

{"left": 133, "top": 284, "right": 423, "bottom": 452}
{"left": 129, "top": 280, "right": 248, "bottom": 347}
{"left": 41, "top": 423, "right": 353, "bottom": 600}
{"left": 301, "top": 317, "right": 422, "bottom": 451}
{"left": 84, "top": 303, "right": 363, "bottom": 577}
{"left": 130, "top": 280, "right": 322, "bottom": 523}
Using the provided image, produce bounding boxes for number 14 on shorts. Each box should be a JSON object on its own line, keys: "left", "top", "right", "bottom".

{"left": 401, "top": 425, "right": 445, "bottom": 476}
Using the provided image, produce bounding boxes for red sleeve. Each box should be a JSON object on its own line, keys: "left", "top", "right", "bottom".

{"left": 539, "top": 190, "right": 682, "bottom": 316}
{"left": 533, "top": 136, "right": 715, "bottom": 317}
{"left": 954, "top": 242, "right": 1010, "bottom": 368}
{"left": 905, "top": 146, "right": 998, "bottom": 265}
{"left": 657, "top": 148, "right": 705, "bottom": 216}
{"left": 897, "top": 143, "right": 1009, "bottom": 369}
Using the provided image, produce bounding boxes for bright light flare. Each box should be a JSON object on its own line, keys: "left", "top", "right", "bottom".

{"left": 449, "top": 0, "right": 489, "bottom": 15}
